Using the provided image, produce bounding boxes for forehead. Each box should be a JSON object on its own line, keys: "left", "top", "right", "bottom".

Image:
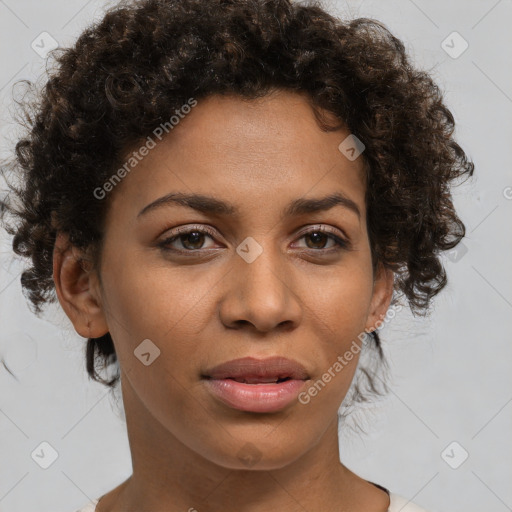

{"left": 108, "top": 91, "right": 367, "bottom": 221}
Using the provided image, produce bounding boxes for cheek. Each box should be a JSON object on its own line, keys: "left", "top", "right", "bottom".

{"left": 99, "top": 247, "right": 225, "bottom": 375}
{"left": 273, "top": 262, "right": 371, "bottom": 406}
{"left": 298, "top": 262, "right": 373, "bottom": 394}
{"left": 302, "top": 262, "right": 374, "bottom": 335}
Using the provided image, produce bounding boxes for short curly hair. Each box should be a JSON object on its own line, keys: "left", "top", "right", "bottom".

{"left": 0, "top": 0, "right": 473, "bottom": 403}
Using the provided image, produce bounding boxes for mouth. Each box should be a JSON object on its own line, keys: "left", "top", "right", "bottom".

{"left": 202, "top": 356, "right": 310, "bottom": 413}
{"left": 220, "top": 376, "right": 294, "bottom": 384}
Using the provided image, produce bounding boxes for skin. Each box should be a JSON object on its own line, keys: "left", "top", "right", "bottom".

{"left": 53, "top": 90, "right": 394, "bottom": 512}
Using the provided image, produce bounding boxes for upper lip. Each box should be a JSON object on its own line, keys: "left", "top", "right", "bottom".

{"left": 203, "top": 356, "right": 310, "bottom": 381}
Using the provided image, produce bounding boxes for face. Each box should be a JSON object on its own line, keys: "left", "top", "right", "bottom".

{"left": 55, "top": 90, "right": 393, "bottom": 471}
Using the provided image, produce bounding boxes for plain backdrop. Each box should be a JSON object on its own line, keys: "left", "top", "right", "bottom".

{"left": 0, "top": 1, "right": 511, "bottom": 511}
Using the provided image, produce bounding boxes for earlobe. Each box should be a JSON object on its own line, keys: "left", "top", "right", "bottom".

{"left": 53, "top": 232, "right": 109, "bottom": 339}
{"left": 365, "top": 263, "right": 395, "bottom": 333}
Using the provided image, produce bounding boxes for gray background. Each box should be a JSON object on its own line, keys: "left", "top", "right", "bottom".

{"left": 0, "top": 1, "right": 511, "bottom": 511}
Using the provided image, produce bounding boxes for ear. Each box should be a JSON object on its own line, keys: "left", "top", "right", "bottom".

{"left": 53, "top": 232, "right": 109, "bottom": 338}
{"left": 365, "top": 262, "right": 395, "bottom": 333}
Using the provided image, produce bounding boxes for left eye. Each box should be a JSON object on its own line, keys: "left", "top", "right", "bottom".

{"left": 294, "top": 230, "right": 348, "bottom": 250}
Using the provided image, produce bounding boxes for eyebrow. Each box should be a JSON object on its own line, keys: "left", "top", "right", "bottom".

{"left": 137, "top": 191, "right": 361, "bottom": 220}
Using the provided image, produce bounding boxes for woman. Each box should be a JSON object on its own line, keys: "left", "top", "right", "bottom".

{"left": 0, "top": 0, "right": 474, "bottom": 510}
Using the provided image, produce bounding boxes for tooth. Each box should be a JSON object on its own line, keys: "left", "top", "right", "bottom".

{"left": 238, "top": 378, "right": 274, "bottom": 384}
{"left": 230, "top": 377, "right": 289, "bottom": 384}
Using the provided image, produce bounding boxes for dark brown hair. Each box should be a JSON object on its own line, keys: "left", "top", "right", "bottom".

{"left": 0, "top": 0, "right": 473, "bottom": 405}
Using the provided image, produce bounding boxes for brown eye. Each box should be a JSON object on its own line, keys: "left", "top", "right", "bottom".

{"left": 293, "top": 227, "right": 349, "bottom": 252}
{"left": 304, "top": 231, "right": 331, "bottom": 249}
{"left": 158, "top": 225, "right": 219, "bottom": 252}
{"left": 178, "top": 231, "right": 207, "bottom": 250}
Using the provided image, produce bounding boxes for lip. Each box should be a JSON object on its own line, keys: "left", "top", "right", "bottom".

{"left": 202, "top": 356, "right": 310, "bottom": 413}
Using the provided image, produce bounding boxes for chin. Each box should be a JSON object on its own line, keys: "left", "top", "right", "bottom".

{"left": 198, "top": 434, "right": 308, "bottom": 471}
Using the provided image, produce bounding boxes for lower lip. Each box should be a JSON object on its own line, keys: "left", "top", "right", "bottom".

{"left": 204, "top": 378, "right": 307, "bottom": 413}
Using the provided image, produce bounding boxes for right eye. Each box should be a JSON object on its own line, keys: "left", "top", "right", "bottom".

{"left": 158, "top": 225, "right": 220, "bottom": 253}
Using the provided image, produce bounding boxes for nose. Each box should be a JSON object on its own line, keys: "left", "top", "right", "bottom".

{"left": 219, "top": 242, "right": 303, "bottom": 333}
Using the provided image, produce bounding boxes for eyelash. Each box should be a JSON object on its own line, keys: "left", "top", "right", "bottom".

{"left": 158, "top": 224, "right": 350, "bottom": 255}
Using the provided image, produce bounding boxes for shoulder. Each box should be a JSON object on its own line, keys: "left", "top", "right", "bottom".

{"left": 388, "top": 492, "right": 433, "bottom": 512}
{"left": 73, "top": 498, "right": 99, "bottom": 512}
